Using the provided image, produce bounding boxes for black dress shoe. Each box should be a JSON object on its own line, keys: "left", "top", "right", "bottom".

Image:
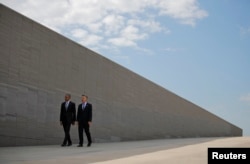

{"left": 67, "top": 143, "right": 72, "bottom": 146}
{"left": 61, "top": 144, "right": 66, "bottom": 147}
{"left": 87, "top": 142, "right": 92, "bottom": 147}
{"left": 77, "top": 144, "right": 83, "bottom": 147}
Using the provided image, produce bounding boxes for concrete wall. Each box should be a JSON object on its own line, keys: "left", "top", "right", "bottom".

{"left": 0, "top": 4, "right": 242, "bottom": 146}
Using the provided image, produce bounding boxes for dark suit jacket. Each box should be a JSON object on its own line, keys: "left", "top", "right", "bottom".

{"left": 60, "top": 101, "right": 76, "bottom": 124}
{"left": 77, "top": 102, "right": 92, "bottom": 124}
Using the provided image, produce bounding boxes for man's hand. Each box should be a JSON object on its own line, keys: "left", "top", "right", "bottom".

{"left": 88, "top": 122, "right": 92, "bottom": 126}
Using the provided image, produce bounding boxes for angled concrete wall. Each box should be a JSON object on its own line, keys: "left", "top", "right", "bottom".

{"left": 0, "top": 4, "right": 242, "bottom": 146}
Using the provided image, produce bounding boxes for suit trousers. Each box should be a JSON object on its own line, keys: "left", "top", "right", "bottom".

{"left": 78, "top": 123, "right": 92, "bottom": 145}
{"left": 62, "top": 122, "right": 72, "bottom": 144}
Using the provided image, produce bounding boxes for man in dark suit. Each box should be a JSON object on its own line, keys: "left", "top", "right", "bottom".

{"left": 60, "top": 93, "right": 76, "bottom": 147}
{"left": 77, "top": 95, "right": 92, "bottom": 147}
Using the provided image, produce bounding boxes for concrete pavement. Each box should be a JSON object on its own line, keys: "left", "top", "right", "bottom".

{"left": 0, "top": 137, "right": 249, "bottom": 164}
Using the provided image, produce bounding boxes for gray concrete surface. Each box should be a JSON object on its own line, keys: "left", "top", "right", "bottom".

{"left": 0, "top": 3, "right": 242, "bottom": 147}
{"left": 0, "top": 137, "right": 249, "bottom": 164}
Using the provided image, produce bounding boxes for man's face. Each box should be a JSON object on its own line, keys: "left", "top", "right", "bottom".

{"left": 65, "top": 95, "right": 70, "bottom": 101}
{"left": 81, "top": 96, "right": 87, "bottom": 103}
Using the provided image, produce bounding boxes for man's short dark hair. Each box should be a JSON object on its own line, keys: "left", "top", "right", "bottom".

{"left": 65, "top": 93, "right": 71, "bottom": 98}
{"left": 82, "top": 94, "right": 88, "bottom": 99}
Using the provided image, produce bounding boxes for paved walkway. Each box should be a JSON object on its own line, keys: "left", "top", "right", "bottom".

{"left": 0, "top": 137, "right": 249, "bottom": 164}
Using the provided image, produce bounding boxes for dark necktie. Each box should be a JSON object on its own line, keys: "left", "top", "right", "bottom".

{"left": 65, "top": 102, "right": 69, "bottom": 110}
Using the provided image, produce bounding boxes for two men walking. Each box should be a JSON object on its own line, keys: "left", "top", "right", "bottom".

{"left": 60, "top": 94, "right": 92, "bottom": 147}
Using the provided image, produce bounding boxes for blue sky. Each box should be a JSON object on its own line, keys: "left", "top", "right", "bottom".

{"left": 1, "top": 0, "right": 250, "bottom": 136}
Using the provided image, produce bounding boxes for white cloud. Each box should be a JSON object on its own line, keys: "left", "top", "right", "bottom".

{"left": 108, "top": 25, "right": 148, "bottom": 47}
{"left": 108, "top": 37, "right": 137, "bottom": 47}
{"left": 122, "top": 25, "right": 148, "bottom": 41}
{"left": 102, "top": 15, "right": 125, "bottom": 35}
{"left": 128, "top": 19, "right": 163, "bottom": 33}
{"left": 71, "top": 29, "right": 88, "bottom": 38}
{"left": 157, "top": 0, "right": 208, "bottom": 26}
{"left": 1, "top": 0, "right": 208, "bottom": 53}
{"left": 70, "top": 28, "right": 103, "bottom": 46}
